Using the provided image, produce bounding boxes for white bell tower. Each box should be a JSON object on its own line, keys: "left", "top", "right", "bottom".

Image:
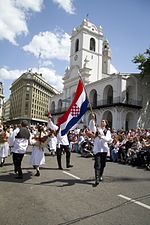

{"left": 63, "top": 18, "right": 105, "bottom": 100}
{"left": 70, "top": 18, "right": 103, "bottom": 82}
{"left": 68, "top": 18, "right": 104, "bottom": 82}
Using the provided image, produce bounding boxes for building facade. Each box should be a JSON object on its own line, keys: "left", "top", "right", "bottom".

{"left": 2, "top": 98, "right": 11, "bottom": 124}
{"left": 9, "top": 70, "right": 59, "bottom": 125}
{"left": 49, "top": 18, "right": 150, "bottom": 130}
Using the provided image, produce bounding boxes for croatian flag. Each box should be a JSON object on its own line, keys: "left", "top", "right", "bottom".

{"left": 57, "top": 79, "right": 89, "bottom": 136}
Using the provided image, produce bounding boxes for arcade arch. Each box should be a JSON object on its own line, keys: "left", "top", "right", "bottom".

{"left": 89, "top": 89, "right": 97, "bottom": 107}
{"left": 103, "top": 85, "right": 113, "bottom": 104}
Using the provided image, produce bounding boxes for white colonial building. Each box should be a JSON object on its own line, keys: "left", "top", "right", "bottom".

{"left": 49, "top": 18, "right": 150, "bottom": 130}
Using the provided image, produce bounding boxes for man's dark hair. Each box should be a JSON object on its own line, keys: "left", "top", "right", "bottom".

{"left": 21, "top": 120, "right": 28, "bottom": 127}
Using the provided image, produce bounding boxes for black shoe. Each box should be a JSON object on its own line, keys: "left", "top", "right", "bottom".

{"left": 34, "top": 171, "right": 40, "bottom": 176}
{"left": 58, "top": 167, "right": 63, "bottom": 170}
{"left": 67, "top": 165, "right": 73, "bottom": 168}
{"left": 92, "top": 181, "right": 99, "bottom": 187}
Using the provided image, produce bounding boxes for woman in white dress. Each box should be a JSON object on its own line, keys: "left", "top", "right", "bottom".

{"left": 47, "top": 130, "right": 57, "bottom": 156}
{"left": 29, "top": 125, "right": 50, "bottom": 176}
{"left": 88, "top": 113, "right": 97, "bottom": 133}
{"left": 0, "top": 125, "right": 9, "bottom": 167}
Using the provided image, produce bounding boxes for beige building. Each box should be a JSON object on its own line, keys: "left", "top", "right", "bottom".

{"left": 9, "top": 70, "right": 59, "bottom": 125}
{"left": 2, "top": 98, "right": 11, "bottom": 124}
{"left": 0, "top": 82, "right": 4, "bottom": 124}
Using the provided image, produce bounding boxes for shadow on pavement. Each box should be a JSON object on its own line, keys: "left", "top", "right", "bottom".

{"left": 0, "top": 171, "right": 33, "bottom": 183}
{"left": 104, "top": 175, "right": 150, "bottom": 183}
{"left": 39, "top": 178, "right": 94, "bottom": 187}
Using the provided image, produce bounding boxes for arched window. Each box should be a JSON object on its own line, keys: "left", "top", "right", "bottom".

{"left": 58, "top": 99, "right": 62, "bottom": 112}
{"left": 75, "top": 39, "right": 79, "bottom": 52}
{"left": 103, "top": 85, "right": 113, "bottom": 105}
{"left": 90, "top": 38, "right": 95, "bottom": 52}
{"left": 51, "top": 101, "right": 55, "bottom": 113}
{"left": 125, "top": 112, "right": 134, "bottom": 131}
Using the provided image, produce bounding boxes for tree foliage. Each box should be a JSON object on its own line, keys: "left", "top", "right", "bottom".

{"left": 132, "top": 48, "right": 150, "bottom": 75}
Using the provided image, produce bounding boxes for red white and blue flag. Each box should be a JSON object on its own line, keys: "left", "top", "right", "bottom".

{"left": 57, "top": 79, "right": 89, "bottom": 136}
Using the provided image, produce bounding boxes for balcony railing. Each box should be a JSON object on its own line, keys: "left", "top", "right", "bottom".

{"left": 51, "top": 97, "right": 142, "bottom": 115}
{"left": 95, "top": 97, "right": 142, "bottom": 108}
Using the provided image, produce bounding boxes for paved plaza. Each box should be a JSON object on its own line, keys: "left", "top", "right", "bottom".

{"left": 0, "top": 148, "right": 150, "bottom": 225}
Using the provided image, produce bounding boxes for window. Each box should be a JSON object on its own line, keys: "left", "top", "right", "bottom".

{"left": 75, "top": 39, "right": 79, "bottom": 52}
{"left": 90, "top": 38, "right": 95, "bottom": 52}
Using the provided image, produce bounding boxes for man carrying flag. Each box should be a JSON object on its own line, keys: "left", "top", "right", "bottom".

{"left": 48, "top": 79, "right": 89, "bottom": 169}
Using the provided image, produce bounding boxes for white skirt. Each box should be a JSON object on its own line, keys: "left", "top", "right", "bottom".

{"left": 29, "top": 146, "right": 45, "bottom": 166}
{"left": 0, "top": 142, "right": 9, "bottom": 158}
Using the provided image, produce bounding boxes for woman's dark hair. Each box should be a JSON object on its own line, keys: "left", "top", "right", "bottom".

{"left": 102, "top": 119, "right": 109, "bottom": 129}
{"left": 105, "top": 119, "right": 109, "bottom": 129}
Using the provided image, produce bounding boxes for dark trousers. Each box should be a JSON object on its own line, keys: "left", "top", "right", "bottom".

{"left": 94, "top": 152, "right": 107, "bottom": 181}
{"left": 56, "top": 145, "right": 71, "bottom": 168}
{"left": 12, "top": 153, "right": 24, "bottom": 176}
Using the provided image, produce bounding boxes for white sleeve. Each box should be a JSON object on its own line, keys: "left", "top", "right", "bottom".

{"left": 9, "top": 128, "right": 20, "bottom": 146}
{"left": 48, "top": 119, "right": 59, "bottom": 131}
{"left": 101, "top": 130, "right": 112, "bottom": 143}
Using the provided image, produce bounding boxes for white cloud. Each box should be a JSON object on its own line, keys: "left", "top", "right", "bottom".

{"left": 36, "top": 67, "right": 63, "bottom": 91}
{"left": 0, "top": 67, "right": 24, "bottom": 80}
{"left": 0, "top": 67, "right": 63, "bottom": 92}
{"left": 23, "top": 30, "right": 70, "bottom": 61}
{"left": 16, "top": 0, "right": 43, "bottom": 12}
{"left": 52, "top": 0, "right": 75, "bottom": 14}
{"left": 0, "top": 0, "right": 43, "bottom": 45}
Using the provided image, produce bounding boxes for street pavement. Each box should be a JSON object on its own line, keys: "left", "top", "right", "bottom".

{"left": 0, "top": 147, "right": 150, "bottom": 225}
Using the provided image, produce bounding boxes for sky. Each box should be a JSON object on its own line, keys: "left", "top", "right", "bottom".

{"left": 0, "top": 0, "right": 150, "bottom": 100}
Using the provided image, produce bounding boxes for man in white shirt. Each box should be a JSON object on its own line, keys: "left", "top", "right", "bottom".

{"left": 11, "top": 120, "right": 30, "bottom": 179}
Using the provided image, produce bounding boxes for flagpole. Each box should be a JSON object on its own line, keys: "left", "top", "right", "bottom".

{"left": 77, "top": 69, "right": 93, "bottom": 114}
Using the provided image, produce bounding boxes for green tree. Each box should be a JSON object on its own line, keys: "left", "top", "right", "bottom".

{"left": 132, "top": 48, "right": 150, "bottom": 75}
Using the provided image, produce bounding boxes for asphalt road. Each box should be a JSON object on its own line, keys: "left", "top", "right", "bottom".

{"left": 0, "top": 147, "right": 150, "bottom": 225}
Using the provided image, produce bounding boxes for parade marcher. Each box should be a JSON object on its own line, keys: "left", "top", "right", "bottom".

{"left": 47, "top": 114, "right": 73, "bottom": 170}
{"left": 0, "top": 125, "right": 9, "bottom": 167}
{"left": 93, "top": 119, "right": 112, "bottom": 185}
{"left": 29, "top": 125, "right": 50, "bottom": 176}
{"left": 88, "top": 119, "right": 112, "bottom": 186}
{"left": 47, "top": 130, "right": 57, "bottom": 156}
{"left": 11, "top": 120, "right": 30, "bottom": 179}
{"left": 88, "top": 112, "right": 97, "bottom": 134}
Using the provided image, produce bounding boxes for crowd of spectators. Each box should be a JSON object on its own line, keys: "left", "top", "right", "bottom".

{"left": 0, "top": 123, "right": 150, "bottom": 171}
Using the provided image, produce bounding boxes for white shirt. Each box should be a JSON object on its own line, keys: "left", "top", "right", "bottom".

{"left": 48, "top": 119, "right": 69, "bottom": 146}
{"left": 88, "top": 119, "right": 97, "bottom": 133}
{"left": 11, "top": 127, "right": 30, "bottom": 154}
{"left": 93, "top": 128, "right": 112, "bottom": 154}
{"left": 48, "top": 136, "right": 57, "bottom": 150}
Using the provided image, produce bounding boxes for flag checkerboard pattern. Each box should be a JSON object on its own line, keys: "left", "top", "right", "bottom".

{"left": 71, "top": 104, "right": 80, "bottom": 117}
